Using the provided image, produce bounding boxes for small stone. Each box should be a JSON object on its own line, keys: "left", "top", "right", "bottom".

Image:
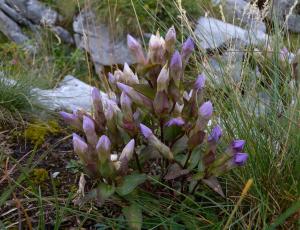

{"left": 52, "top": 172, "right": 60, "bottom": 178}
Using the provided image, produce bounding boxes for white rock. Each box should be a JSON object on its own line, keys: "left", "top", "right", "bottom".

{"left": 195, "top": 17, "right": 268, "bottom": 49}
{"left": 33, "top": 75, "right": 119, "bottom": 112}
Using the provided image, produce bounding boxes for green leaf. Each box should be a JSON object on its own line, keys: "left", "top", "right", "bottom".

{"left": 187, "top": 146, "right": 203, "bottom": 170}
{"left": 117, "top": 174, "right": 147, "bottom": 196}
{"left": 97, "top": 183, "right": 115, "bottom": 201}
{"left": 192, "top": 171, "right": 205, "bottom": 180}
{"left": 74, "top": 183, "right": 115, "bottom": 206}
{"left": 123, "top": 203, "right": 143, "bottom": 230}
{"left": 132, "top": 83, "right": 156, "bottom": 99}
{"left": 164, "top": 125, "right": 183, "bottom": 142}
{"left": 171, "top": 135, "right": 188, "bottom": 155}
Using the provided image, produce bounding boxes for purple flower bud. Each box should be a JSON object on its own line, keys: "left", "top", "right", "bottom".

{"left": 120, "top": 91, "right": 132, "bottom": 108}
{"left": 119, "top": 139, "right": 135, "bottom": 161}
{"left": 60, "top": 111, "right": 82, "bottom": 130}
{"left": 157, "top": 65, "right": 170, "bottom": 92}
{"left": 231, "top": 140, "right": 246, "bottom": 152}
{"left": 194, "top": 73, "right": 206, "bottom": 90}
{"left": 170, "top": 51, "right": 182, "bottom": 87}
{"left": 83, "top": 115, "right": 95, "bottom": 132}
{"left": 117, "top": 82, "right": 131, "bottom": 94}
{"left": 108, "top": 72, "right": 116, "bottom": 85}
{"left": 199, "top": 101, "right": 213, "bottom": 119}
{"left": 120, "top": 92, "right": 133, "bottom": 120}
{"left": 170, "top": 51, "right": 182, "bottom": 69}
{"left": 233, "top": 153, "right": 248, "bottom": 166}
{"left": 140, "top": 124, "right": 153, "bottom": 138}
{"left": 181, "top": 37, "right": 194, "bottom": 64}
{"left": 208, "top": 125, "right": 222, "bottom": 143}
{"left": 123, "top": 63, "right": 139, "bottom": 85}
{"left": 83, "top": 116, "right": 98, "bottom": 146}
{"left": 96, "top": 135, "right": 111, "bottom": 161}
{"left": 117, "top": 82, "right": 153, "bottom": 111}
{"left": 91, "top": 88, "right": 106, "bottom": 131}
{"left": 165, "top": 117, "right": 185, "bottom": 127}
{"left": 165, "top": 26, "right": 176, "bottom": 52}
{"left": 114, "top": 70, "right": 123, "bottom": 81}
{"left": 127, "top": 34, "right": 146, "bottom": 64}
{"left": 105, "top": 103, "right": 115, "bottom": 121}
{"left": 73, "top": 133, "right": 88, "bottom": 161}
{"left": 148, "top": 34, "right": 165, "bottom": 64}
{"left": 60, "top": 111, "right": 75, "bottom": 121}
{"left": 153, "top": 91, "right": 171, "bottom": 116}
{"left": 127, "top": 34, "right": 140, "bottom": 49}
{"left": 92, "top": 87, "right": 101, "bottom": 102}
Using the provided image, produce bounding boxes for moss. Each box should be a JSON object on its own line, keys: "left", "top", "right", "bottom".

{"left": 31, "top": 168, "right": 49, "bottom": 185}
{"left": 24, "top": 120, "right": 60, "bottom": 147}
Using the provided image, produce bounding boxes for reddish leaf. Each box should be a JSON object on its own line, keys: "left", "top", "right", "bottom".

{"left": 164, "top": 164, "right": 190, "bottom": 180}
{"left": 202, "top": 176, "right": 225, "bottom": 197}
{"left": 188, "top": 130, "right": 206, "bottom": 149}
{"left": 203, "top": 150, "right": 216, "bottom": 168}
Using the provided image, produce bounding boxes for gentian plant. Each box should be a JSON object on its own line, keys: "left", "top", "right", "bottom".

{"left": 61, "top": 27, "right": 248, "bottom": 228}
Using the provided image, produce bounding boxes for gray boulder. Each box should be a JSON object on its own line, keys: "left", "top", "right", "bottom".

{"left": 271, "top": 0, "right": 300, "bottom": 33}
{"left": 73, "top": 9, "right": 135, "bottom": 71}
{"left": 221, "top": 0, "right": 266, "bottom": 32}
{"left": 0, "top": 9, "right": 30, "bottom": 45}
{"left": 0, "top": 0, "right": 73, "bottom": 46}
{"left": 195, "top": 17, "right": 268, "bottom": 49}
{"left": 5, "top": 0, "right": 59, "bottom": 26}
{"left": 203, "top": 50, "right": 244, "bottom": 86}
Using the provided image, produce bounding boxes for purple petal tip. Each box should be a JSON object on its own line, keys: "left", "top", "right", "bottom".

{"left": 165, "top": 117, "right": 185, "bottom": 127}
{"left": 231, "top": 140, "right": 246, "bottom": 152}
{"left": 208, "top": 125, "right": 222, "bottom": 142}
{"left": 199, "top": 101, "right": 213, "bottom": 119}
{"left": 82, "top": 116, "right": 95, "bottom": 130}
{"left": 170, "top": 51, "right": 182, "bottom": 67}
{"left": 117, "top": 82, "right": 131, "bottom": 93}
{"left": 182, "top": 37, "right": 195, "bottom": 52}
{"left": 97, "top": 135, "right": 111, "bottom": 151}
{"left": 92, "top": 87, "right": 101, "bottom": 101}
{"left": 140, "top": 124, "right": 153, "bottom": 138}
{"left": 234, "top": 153, "right": 248, "bottom": 166}
{"left": 194, "top": 73, "right": 206, "bottom": 90}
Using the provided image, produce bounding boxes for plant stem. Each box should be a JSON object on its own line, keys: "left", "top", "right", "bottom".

{"left": 183, "top": 150, "right": 192, "bottom": 168}
{"left": 191, "top": 180, "right": 201, "bottom": 194}
{"left": 134, "top": 151, "right": 142, "bottom": 173}
{"left": 172, "top": 159, "right": 184, "bottom": 168}
{"left": 160, "top": 119, "right": 164, "bottom": 142}
{"left": 170, "top": 133, "right": 185, "bottom": 149}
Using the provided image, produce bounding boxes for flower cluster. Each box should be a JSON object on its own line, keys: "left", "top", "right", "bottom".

{"left": 61, "top": 27, "right": 248, "bottom": 199}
